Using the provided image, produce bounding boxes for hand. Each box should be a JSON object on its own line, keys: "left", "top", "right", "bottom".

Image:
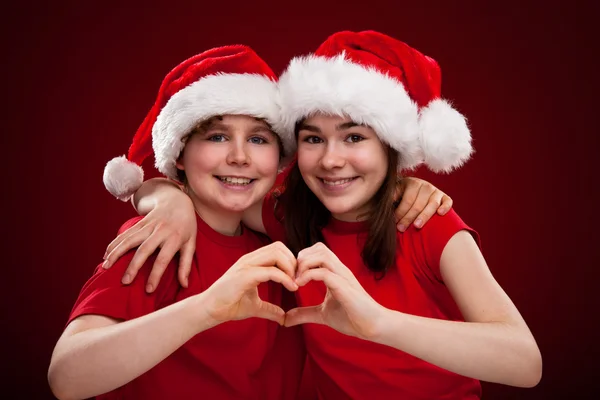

{"left": 284, "top": 243, "right": 386, "bottom": 340}
{"left": 103, "top": 191, "right": 197, "bottom": 293}
{"left": 394, "top": 177, "right": 453, "bottom": 232}
{"left": 203, "top": 242, "right": 298, "bottom": 326}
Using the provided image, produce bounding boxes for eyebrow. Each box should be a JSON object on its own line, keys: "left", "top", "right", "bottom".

{"left": 202, "top": 122, "right": 273, "bottom": 137}
{"left": 298, "top": 121, "right": 365, "bottom": 133}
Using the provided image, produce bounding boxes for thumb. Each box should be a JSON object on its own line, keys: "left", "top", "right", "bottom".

{"left": 254, "top": 300, "right": 286, "bottom": 325}
{"left": 284, "top": 306, "right": 322, "bottom": 327}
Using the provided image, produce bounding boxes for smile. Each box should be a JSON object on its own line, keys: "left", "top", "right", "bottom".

{"left": 320, "top": 177, "right": 357, "bottom": 186}
{"left": 215, "top": 176, "right": 255, "bottom": 186}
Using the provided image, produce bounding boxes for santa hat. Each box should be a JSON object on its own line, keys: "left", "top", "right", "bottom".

{"left": 276, "top": 30, "right": 473, "bottom": 173}
{"left": 103, "top": 45, "right": 284, "bottom": 201}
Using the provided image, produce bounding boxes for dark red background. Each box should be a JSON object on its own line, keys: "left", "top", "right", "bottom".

{"left": 2, "top": 1, "right": 597, "bottom": 398}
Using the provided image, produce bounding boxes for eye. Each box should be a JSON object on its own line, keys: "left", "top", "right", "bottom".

{"left": 303, "top": 135, "right": 324, "bottom": 144}
{"left": 345, "top": 134, "right": 365, "bottom": 143}
{"left": 207, "top": 134, "right": 227, "bottom": 142}
{"left": 249, "top": 136, "right": 268, "bottom": 145}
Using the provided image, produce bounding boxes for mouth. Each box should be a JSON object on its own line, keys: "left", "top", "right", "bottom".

{"left": 319, "top": 177, "right": 357, "bottom": 187}
{"left": 215, "top": 176, "right": 255, "bottom": 186}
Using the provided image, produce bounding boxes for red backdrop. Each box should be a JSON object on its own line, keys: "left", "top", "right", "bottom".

{"left": 2, "top": 1, "right": 597, "bottom": 398}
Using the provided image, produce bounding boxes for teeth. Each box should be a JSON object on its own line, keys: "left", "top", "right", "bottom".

{"left": 219, "top": 176, "right": 252, "bottom": 185}
{"left": 322, "top": 178, "right": 353, "bottom": 186}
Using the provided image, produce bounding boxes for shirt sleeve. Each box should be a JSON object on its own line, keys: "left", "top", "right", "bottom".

{"left": 405, "top": 209, "right": 481, "bottom": 283}
{"left": 67, "top": 218, "right": 178, "bottom": 326}
{"left": 262, "top": 188, "right": 287, "bottom": 243}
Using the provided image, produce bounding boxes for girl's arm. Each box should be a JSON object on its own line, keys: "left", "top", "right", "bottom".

{"left": 49, "top": 242, "right": 297, "bottom": 400}
{"left": 103, "top": 177, "right": 451, "bottom": 292}
{"left": 48, "top": 294, "right": 217, "bottom": 400}
{"left": 287, "top": 236, "right": 542, "bottom": 388}
{"left": 370, "top": 231, "right": 542, "bottom": 387}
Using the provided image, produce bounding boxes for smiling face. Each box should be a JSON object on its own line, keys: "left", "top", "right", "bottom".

{"left": 296, "top": 114, "right": 389, "bottom": 222}
{"left": 176, "top": 114, "right": 280, "bottom": 218}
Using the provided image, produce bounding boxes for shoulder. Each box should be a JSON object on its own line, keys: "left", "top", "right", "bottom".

{"left": 117, "top": 216, "right": 145, "bottom": 235}
{"left": 398, "top": 210, "right": 481, "bottom": 281}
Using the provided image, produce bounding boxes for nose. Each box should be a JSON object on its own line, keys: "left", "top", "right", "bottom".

{"left": 226, "top": 138, "right": 250, "bottom": 166}
{"left": 320, "top": 142, "right": 345, "bottom": 170}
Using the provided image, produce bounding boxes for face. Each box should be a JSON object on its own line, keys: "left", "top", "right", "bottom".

{"left": 297, "top": 114, "right": 388, "bottom": 222}
{"left": 176, "top": 115, "right": 280, "bottom": 215}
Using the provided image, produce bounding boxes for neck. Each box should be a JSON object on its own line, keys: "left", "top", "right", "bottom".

{"left": 187, "top": 192, "right": 244, "bottom": 237}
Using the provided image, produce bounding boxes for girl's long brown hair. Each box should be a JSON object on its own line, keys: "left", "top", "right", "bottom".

{"left": 278, "top": 125, "right": 400, "bottom": 277}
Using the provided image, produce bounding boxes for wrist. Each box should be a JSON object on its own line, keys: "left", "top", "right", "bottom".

{"left": 185, "top": 292, "right": 222, "bottom": 333}
{"left": 369, "top": 306, "right": 400, "bottom": 344}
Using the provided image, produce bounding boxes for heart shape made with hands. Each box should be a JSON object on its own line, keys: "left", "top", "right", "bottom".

{"left": 269, "top": 242, "right": 384, "bottom": 340}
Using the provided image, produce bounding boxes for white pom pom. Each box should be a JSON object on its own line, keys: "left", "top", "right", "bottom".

{"left": 419, "top": 99, "right": 473, "bottom": 173}
{"left": 103, "top": 155, "right": 144, "bottom": 201}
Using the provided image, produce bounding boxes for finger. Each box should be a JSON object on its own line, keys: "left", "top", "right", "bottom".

{"left": 103, "top": 225, "right": 154, "bottom": 269}
{"left": 177, "top": 240, "right": 196, "bottom": 288}
{"left": 297, "top": 243, "right": 354, "bottom": 281}
{"left": 120, "top": 233, "right": 165, "bottom": 285}
{"left": 245, "top": 242, "right": 296, "bottom": 279}
{"left": 249, "top": 266, "right": 299, "bottom": 292}
{"left": 412, "top": 191, "right": 443, "bottom": 229}
{"left": 254, "top": 300, "right": 285, "bottom": 325}
{"left": 284, "top": 306, "right": 323, "bottom": 327}
{"left": 438, "top": 194, "right": 453, "bottom": 215}
{"left": 295, "top": 268, "right": 344, "bottom": 293}
{"left": 393, "top": 179, "right": 422, "bottom": 230}
{"left": 392, "top": 178, "right": 406, "bottom": 211}
{"left": 104, "top": 219, "right": 146, "bottom": 259}
{"left": 396, "top": 184, "right": 434, "bottom": 232}
{"left": 145, "top": 240, "right": 181, "bottom": 293}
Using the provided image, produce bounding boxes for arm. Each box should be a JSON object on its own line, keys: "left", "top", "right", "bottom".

{"left": 48, "top": 294, "right": 216, "bottom": 400}
{"left": 49, "top": 242, "right": 298, "bottom": 400}
{"left": 103, "top": 178, "right": 197, "bottom": 291}
{"left": 104, "top": 178, "right": 267, "bottom": 291}
{"left": 371, "top": 232, "right": 542, "bottom": 387}
{"left": 287, "top": 239, "right": 542, "bottom": 388}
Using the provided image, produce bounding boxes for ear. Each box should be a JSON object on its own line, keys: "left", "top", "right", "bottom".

{"left": 175, "top": 153, "right": 185, "bottom": 171}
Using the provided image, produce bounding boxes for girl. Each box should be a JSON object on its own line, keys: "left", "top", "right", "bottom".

{"left": 269, "top": 30, "right": 542, "bottom": 398}
{"left": 48, "top": 45, "right": 304, "bottom": 400}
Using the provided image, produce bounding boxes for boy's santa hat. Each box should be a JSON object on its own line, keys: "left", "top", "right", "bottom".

{"left": 276, "top": 30, "right": 473, "bottom": 173}
{"left": 103, "top": 45, "right": 286, "bottom": 201}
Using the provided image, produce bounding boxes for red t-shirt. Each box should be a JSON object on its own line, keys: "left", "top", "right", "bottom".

{"left": 262, "top": 192, "right": 482, "bottom": 399}
{"left": 68, "top": 214, "right": 304, "bottom": 400}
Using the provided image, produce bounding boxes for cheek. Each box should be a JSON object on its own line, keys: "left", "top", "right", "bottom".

{"left": 181, "top": 143, "right": 219, "bottom": 173}
{"left": 297, "top": 147, "right": 319, "bottom": 174}
{"left": 253, "top": 146, "right": 280, "bottom": 175}
{"left": 353, "top": 148, "right": 388, "bottom": 181}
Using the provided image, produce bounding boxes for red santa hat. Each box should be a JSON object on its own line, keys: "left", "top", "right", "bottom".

{"left": 276, "top": 30, "right": 473, "bottom": 173}
{"left": 103, "top": 45, "right": 286, "bottom": 201}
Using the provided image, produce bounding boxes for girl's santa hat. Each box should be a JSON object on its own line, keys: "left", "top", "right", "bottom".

{"left": 103, "top": 45, "right": 287, "bottom": 201}
{"left": 276, "top": 30, "right": 473, "bottom": 173}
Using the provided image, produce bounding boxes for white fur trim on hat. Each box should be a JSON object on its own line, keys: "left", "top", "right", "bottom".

{"left": 103, "top": 155, "right": 144, "bottom": 202}
{"left": 419, "top": 99, "right": 472, "bottom": 173}
{"left": 276, "top": 54, "right": 423, "bottom": 170}
{"left": 152, "top": 73, "right": 282, "bottom": 180}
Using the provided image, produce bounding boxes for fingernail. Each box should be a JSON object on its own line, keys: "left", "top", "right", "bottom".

{"left": 103, "top": 251, "right": 108, "bottom": 260}
{"left": 146, "top": 283, "right": 154, "bottom": 293}
{"left": 122, "top": 273, "right": 132, "bottom": 284}
{"left": 439, "top": 208, "right": 447, "bottom": 215}
{"left": 415, "top": 219, "right": 423, "bottom": 228}
{"left": 398, "top": 224, "right": 406, "bottom": 232}
{"left": 102, "top": 260, "right": 110, "bottom": 269}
